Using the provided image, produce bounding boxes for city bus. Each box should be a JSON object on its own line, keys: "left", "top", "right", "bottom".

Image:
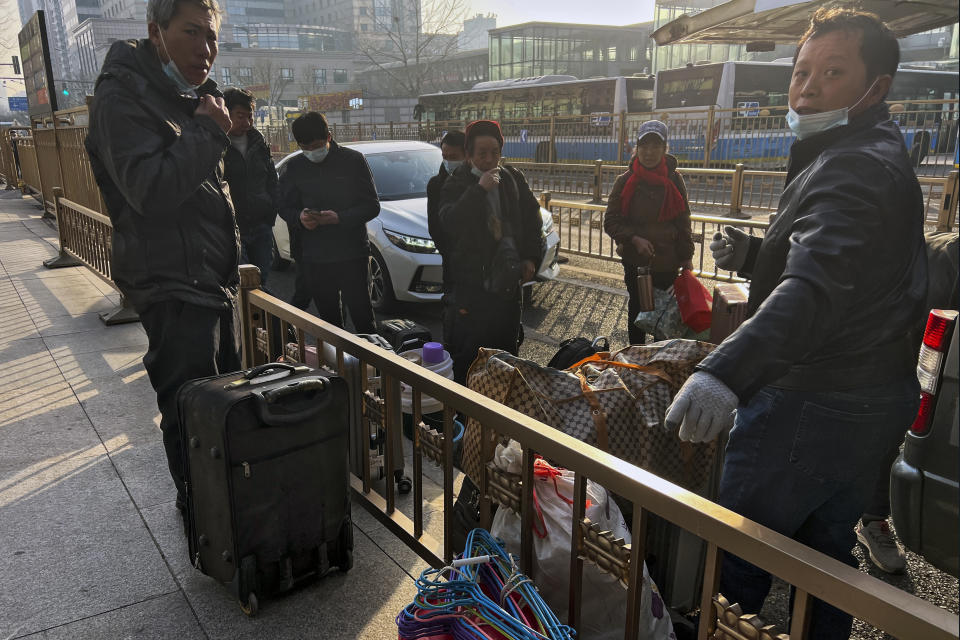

{"left": 417, "top": 75, "right": 654, "bottom": 161}
{"left": 653, "top": 60, "right": 959, "bottom": 169}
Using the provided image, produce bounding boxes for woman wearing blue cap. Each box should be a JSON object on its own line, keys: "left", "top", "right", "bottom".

{"left": 604, "top": 120, "right": 695, "bottom": 344}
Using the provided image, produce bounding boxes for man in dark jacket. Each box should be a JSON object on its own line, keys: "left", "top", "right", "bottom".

{"left": 278, "top": 112, "right": 379, "bottom": 332}
{"left": 84, "top": 0, "right": 239, "bottom": 520}
{"left": 666, "top": 9, "right": 927, "bottom": 639}
{"left": 223, "top": 87, "right": 278, "bottom": 287}
{"left": 437, "top": 120, "right": 543, "bottom": 383}
{"left": 427, "top": 130, "right": 465, "bottom": 337}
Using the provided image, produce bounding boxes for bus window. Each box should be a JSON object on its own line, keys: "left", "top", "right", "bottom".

{"left": 889, "top": 71, "right": 958, "bottom": 102}
{"left": 732, "top": 64, "right": 791, "bottom": 108}
{"left": 655, "top": 64, "right": 724, "bottom": 109}
{"left": 626, "top": 76, "right": 655, "bottom": 113}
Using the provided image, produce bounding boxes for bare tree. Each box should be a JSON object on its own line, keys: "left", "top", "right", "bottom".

{"left": 251, "top": 58, "right": 293, "bottom": 121}
{"left": 355, "top": 0, "right": 469, "bottom": 98}
{"left": 297, "top": 65, "right": 327, "bottom": 104}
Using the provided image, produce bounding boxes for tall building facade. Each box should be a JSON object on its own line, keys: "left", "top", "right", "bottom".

{"left": 487, "top": 22, "right": 654, "bottom": 81}
{"left": 286, "top": 0, "right": 419, "bottom": 35}
{"left": 220, "top": 0, "right": 287, "bottom": 25}
{"left": 73, "top": 18, "right": 146, "bottom": 81}
{"left": 459, "top": 14, "right": 495, "bottom": 51}
{"left": 99, "top": 0, "right": 146, "bottom": 20}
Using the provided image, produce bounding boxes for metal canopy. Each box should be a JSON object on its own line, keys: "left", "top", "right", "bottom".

{"left": 651, "top": 0, "right": 959, "bottom": 47}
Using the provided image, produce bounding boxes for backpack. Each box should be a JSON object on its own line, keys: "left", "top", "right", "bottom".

{"left": 547, "top": 336, "right": 610, "bottom": 370}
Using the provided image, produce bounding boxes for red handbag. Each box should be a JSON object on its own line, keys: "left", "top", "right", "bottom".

{"left": 674, "top": 269, "right": 713, "bottom": 333}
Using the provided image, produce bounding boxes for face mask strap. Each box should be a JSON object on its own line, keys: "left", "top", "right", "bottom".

{"left": 848, "top": 76, "right": 882, "bottom": 114}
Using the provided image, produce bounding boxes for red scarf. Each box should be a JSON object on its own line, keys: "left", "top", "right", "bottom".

{"left": 620, "top": 157, "right": 686, "bottom": 222}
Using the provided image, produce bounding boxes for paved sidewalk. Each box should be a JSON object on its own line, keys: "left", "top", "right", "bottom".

{"left": 0, "top": 190, "right": 427, "bottom": 639}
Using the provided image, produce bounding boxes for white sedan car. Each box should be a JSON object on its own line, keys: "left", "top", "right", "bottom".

{"left": 272, "top": 140, "right": 560, "bottom": 310}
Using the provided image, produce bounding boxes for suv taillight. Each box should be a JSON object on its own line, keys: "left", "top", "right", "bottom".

{"left": 910, "top": 309, "right": 958, "bottom": 436}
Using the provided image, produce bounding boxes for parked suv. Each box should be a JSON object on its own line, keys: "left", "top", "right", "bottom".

{"left": 890, "top": 232, "right": 960, "bottom": 578}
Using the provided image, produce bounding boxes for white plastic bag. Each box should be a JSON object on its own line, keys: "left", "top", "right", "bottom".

{"left": 489, "top": 442, "right": 675, "bottom": 640}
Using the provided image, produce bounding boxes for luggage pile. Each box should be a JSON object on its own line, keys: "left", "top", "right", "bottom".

{"left": 396, "top": 528, "right": 574, "bottom": 640}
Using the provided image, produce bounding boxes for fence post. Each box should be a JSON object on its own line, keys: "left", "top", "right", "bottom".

{"left": 43, "top": 186, "right": 82, "bottom": 269}
{"left": 389, "top": 121, "right": 394, "bottom": 139}
{"left": 238, "top": 264, "right": 262, "bottom": 369}
{"left": 100, "top": 295, "right": 140, "bottom": 326}
{"left": 549, "top": 116, "right": 556, "bottom": 163}
{"left": 539, "top": 191, "right": 551, "bottom": 210}
{"left": 729, "top": 163, "right": 745, "bottom": 219}
{"left": 937, "top": 169, "right": 958, "bottom": 232}
{"left": 616, "top": 111, "right": 627, "bottom": 163}
{"left": 592, "top": 160, "right": 603, "bottom": 203}
{"left": 703, "top": 106, "right": 715, "bottom": 169}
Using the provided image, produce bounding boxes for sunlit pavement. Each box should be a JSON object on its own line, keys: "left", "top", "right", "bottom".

{"left": 0, "top": 189, "right": 431, "bottom": 640}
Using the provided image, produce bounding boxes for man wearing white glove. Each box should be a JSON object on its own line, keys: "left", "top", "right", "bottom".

{"left": 665, "top": 10, "right": 927, "bottom": 640}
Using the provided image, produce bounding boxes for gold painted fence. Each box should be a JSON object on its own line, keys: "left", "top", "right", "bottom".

{"left": 236, "top": 266, "right": 959, "bottom": 640}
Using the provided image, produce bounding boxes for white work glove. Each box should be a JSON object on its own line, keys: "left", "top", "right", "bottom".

{"left": 709, "top": 225, "right": 751, "bottom": 272}
{"left": 664, "top": 371, "right": 738, "bottom": 443}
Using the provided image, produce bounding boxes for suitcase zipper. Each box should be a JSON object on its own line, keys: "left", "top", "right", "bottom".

{"left": 234, "top": 434, "right": 339, "bottom": 478}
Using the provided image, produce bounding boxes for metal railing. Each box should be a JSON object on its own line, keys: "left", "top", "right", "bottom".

{"left": 236, "top": 266, "right": 959, "bottom": 640}
{"left": 16, "top": 132, "right": 41, "bottom": 198}
{"left": 0, "top": 127, "right": 24, "bottom": 189}
{"left": 540, "top": 194, "right": 769, "bottom": 282}
{"left": 43, "top": 188, "right": 138, "bottom": 325}
{"left": 314, "top": 99, "right": 958, "bottom": 176}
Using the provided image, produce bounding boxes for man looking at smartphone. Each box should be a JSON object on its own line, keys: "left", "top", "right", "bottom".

{"left": 278, "top": 112, "right": 380, "bottom": 332}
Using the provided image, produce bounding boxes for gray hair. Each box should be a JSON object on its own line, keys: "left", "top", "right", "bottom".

{"left": 147, "top": 0, "right": 222, "bottom": 30}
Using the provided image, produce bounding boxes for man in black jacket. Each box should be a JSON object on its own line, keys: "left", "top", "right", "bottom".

{"left": 278, "top": 112, "right": 380, "bottom": 332}
{"left": 665, "top": 10, "right": 927, "bottom": 638}
{"left": 437, "top": 120, "right": 543, "bottom": 383}
{"left": 223, "top": 87, "right": 278, "bottom": 287}
{"left": 427, "top": 130, "right": 465, "bottom": 338}
{"left": 85, "top": 0, "right": 239, "bottom": 519}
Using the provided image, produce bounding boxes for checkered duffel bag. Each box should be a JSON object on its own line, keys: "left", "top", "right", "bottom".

{"left": 461, "top": 339, "right": 719, "bottom": 494}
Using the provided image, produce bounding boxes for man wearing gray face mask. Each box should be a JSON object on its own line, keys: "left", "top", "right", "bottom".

{"left": 665, "top": 9, "right": 926, "bottom": 639}
{"left": 278, "top": 111, "right": 380, "bottom": 332}
{"left": 85, "top": 0, "right": 239, "bottom": 533}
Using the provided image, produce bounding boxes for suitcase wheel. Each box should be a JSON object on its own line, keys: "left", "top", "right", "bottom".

{"left": 337, "top": 521, "right": 354, "bottom": 572}
{"left": 239, "top": 592, "right": 259, "bottom": 617}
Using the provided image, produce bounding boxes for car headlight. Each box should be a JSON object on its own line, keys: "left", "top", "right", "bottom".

{"left": 383, "top": 228, "right": 438, "bottom": 254}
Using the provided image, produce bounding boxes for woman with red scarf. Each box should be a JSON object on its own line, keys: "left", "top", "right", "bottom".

{"left": 604, "top": 120, "right": 694, "bottom": 344}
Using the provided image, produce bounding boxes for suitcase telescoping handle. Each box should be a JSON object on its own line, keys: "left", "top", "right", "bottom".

{"left": 251, "top": 377, "right": 329, "bottom": 426}
{"left": 224, "top": 363, "right": 310, "bottom": 390}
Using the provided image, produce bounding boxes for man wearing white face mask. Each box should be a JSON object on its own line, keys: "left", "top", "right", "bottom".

{"left": 278, "top": 112, "right": 380, "bottom": 332}
{"left": 85, "top": 0, "right": 239, "bottom": 531}
{"left": 664, "top": 9, "right": 927, "bottom": 639}
{"left": 427, "top": 130, "right": 465, "bottom": 338}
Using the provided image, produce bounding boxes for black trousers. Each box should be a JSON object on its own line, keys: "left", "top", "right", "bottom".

{"left": 445, "top": 286, "right": 522, "bottom": 385}
{"left": 288, "top": 227, "right": 312, "bottom": 310}
{"left": 301, "top": 257, "right": 376, "bottom": 333}
{"left": 622, "top": 262, "right": 678, "bottom": 345}
{"left": 139, "top": 299, "right": 242, "bottom": 501}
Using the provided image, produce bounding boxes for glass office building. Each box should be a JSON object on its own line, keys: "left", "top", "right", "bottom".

{"left": 651, "top": 0, "right": 793, "bottom": 72}
{"left": 220, "top": 23, "right": 351, "bottom": 52}
{"left": 487, "top": 22, "right": 654, "bottom": 81}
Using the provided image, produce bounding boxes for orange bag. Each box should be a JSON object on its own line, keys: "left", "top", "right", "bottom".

{"left": 674, "top": 269, "right": 713, "bottom": 333}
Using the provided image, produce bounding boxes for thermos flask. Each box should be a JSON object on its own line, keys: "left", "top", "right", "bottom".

{"left": 637, "top": 267, "right": 655, "bottom": 312}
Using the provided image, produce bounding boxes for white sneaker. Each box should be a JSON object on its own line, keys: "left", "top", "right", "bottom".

{"left": 856, "top": 519, "right": 906, "bottom": 574}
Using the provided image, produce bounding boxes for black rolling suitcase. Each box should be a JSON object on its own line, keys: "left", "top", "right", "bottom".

{"left": 177, "top": 362, "right": 353, "bottom": 616}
